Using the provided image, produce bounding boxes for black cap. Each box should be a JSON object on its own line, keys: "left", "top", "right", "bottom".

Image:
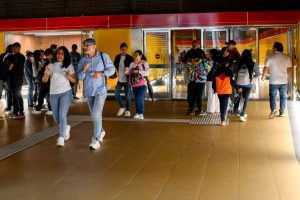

{"left": 225, "top": 40, "right": 236, "bottom": 45}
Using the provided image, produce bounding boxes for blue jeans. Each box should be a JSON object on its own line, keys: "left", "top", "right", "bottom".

{"left": 115, "top": 81, "right": 131, "bottom": 111}
{"left": 50, "top": 90, "right": 73, "bottom": 138}
{"left": 86, "top": 92, "right": 107, "bottom": 140}
{"left": 25, "top": 76, "right": 37, "bottom": 106}
{"left": 132, "top": 85, "right": 146, "bottom": 114}
{"left": 269, "top": 84, "right": 287, "bottom": 113}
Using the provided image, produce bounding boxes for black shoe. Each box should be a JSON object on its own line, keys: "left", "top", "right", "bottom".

{"left": 279, "top": 112, "right": 285, "bottom": 117}
{"left": 73, "top": 96, "right": 80, "bottom": 100}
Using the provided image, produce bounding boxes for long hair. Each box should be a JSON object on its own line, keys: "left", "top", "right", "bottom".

{"left": 5, "top": 44, "right": 13, "bottom": 54}
{"left": 33, "top": 50, "right": 41, "bottom": 63}
{"left": 239, "top": 49, "right": 254, "bottom": 81}
{"left": 55, "top": 46, "right": 71, "bottom": 69}
{"left": 134, "top": 50, "right": 147, "bottom": 61}
{"left": 209, "top": 49, "right": 221, "bottom": 63}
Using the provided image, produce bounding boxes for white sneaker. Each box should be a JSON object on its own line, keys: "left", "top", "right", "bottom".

{"left": 45, "top": 111, "right": 53, "bottom": 115}
{"left": 138, "top": 114, "right": 144, "bottom": 120}
{"left": 89, "top": 139, "right": 100, "bottom": 150}
{"left": 32, "top": 110, "right": 42, "bottom": 114}
{"left": 199, "top": 111, "right": 207, "bottom": 116}
{"left": 221, "top": 121, "right": 226, "bottom": 126}
{"left": 57, "top": 137, "right": 64, "bottom": 147}
{"left": 124, "top": 111, "right": 131, "bottom": 117}
{"left": 99, "top": 129, "right": 106, "bottom": 142}
{"left": 133, "top": 114, "right": 140, "bottom": 119}
{"left": 269, "top": 109, "right": 277, "bottom": 119}
{"left": 64, "top": 125, "right": 70, "bottom": 140}
{"left": 117, "top": 108, "right": 125, "bottom": 116}
{"left": 239, "top": 116, "right": 246, "bottom": 122}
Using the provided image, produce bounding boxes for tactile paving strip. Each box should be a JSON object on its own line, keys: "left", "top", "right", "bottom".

{"left": 189, "top": 113, "right": 222, "bottom": 125}
{"left": 0, "top": 121, "right": 81, "bottom": 161}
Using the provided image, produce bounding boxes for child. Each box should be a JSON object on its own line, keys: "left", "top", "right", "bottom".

{"left": 212, "top": 57, "right": 235, "bottom": 126}
{"left": 127, "top": 50, "right": 150, "bottom": 120}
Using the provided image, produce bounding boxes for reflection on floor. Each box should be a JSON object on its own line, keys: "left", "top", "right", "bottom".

{"left": 0, "top": 101, "right": 300, "bottom": 199}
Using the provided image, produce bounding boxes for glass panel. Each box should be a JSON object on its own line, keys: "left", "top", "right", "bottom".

{"left": 258, "top": 27, "right": 288, "bottom": 99}
{"left": 171, "top": 29, "right": 201, "bottom": 99}
{"left": 145, "top": 31, "right": 170, "bottom": 98}
{"left": 203, "top": 30, "right": 227, "bottom": 50}
{"left": 233, "top": 28, "right": 258, "bottom": 99}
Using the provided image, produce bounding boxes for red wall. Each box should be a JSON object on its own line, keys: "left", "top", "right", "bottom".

{"left": 0, "top": 10, "right": 300, "bottom": 31}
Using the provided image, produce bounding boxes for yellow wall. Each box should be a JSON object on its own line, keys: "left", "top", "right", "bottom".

{"left": 0, "top": 32, "right": 5, "bottom": 53}
{"left": 94, "top": 29, "right": 132, "bottom": 60}
{"left": 259, "top": 33, "right": 288, "bottom": 66}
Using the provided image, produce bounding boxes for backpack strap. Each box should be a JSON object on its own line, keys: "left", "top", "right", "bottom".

{"left": 99, "top": 52, "right": 108, "bottom": 85}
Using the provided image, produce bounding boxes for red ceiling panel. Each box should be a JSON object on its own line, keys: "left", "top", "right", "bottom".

{"left": 47, "top": 16, "right": 109, "bottom": 30}
{"left": 109, "top": 15, "right": 131, "bottom": 28}
{"left": 178, "top": 12, "right": 248, "bottom": 27}
{"left": 248, "top": 11, "right": 300, "bottom": 25}
{"left": 0, "top": 10, "right": 299, "bottom": 32}
{"left": 0, "top": 18, "right": 47, "bottom": 31}
{"left": 131, "top": 14, "right": 178, "bottom": 28}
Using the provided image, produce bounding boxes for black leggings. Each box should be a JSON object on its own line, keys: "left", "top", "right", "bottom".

{"left": 218, "top": 94, "right": 230, "bottom": 121}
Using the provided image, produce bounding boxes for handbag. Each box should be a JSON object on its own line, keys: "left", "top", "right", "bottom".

{"left": 129, "top": 65, "right": 145, "bottom": 87}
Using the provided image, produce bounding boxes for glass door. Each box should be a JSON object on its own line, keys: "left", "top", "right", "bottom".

{"left": 232, "top": 28, "right": 259, "bottom": 99}
{"left": 144, "top": 30, "right": 171, "bottom": 99}
{"left": 171, "top": 29, "right": 201, "bottom": 99}
{"left": 202, "top": 28, "right": 229, "bottom": 50}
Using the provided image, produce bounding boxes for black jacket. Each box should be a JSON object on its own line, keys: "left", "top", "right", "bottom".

{"left": 0, "top": 53, "right": 8, "bottom": 81}
{"left": 113, "top": 54, "right": 134, "bottom": 71}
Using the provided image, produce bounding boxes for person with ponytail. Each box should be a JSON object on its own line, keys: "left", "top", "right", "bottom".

{"left": 127, "top": 50, "right": 150, "bottom": 120}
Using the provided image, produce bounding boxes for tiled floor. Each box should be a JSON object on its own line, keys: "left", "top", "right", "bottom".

{"left": 0, "top": 100, "right": 300, "bottom": 200}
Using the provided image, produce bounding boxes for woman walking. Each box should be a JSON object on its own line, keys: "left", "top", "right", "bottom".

{"left": 127, "top": 50, "right": 150, "bottom": 120}
{"left": 234, "top": 49, "right": 260, "bottom": 121}
{"left": 43, "top": 46, "right": 77, "bottom": 147}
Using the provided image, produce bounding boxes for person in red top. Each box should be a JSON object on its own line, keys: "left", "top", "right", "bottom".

{"left": 226, "top": 40, "right": 240, "bottom": 66}
{"left": 226, "top": 40, "right": 241, "bottom": 113}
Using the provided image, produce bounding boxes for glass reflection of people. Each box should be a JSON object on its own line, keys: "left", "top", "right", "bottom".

{"left": 174, "top": 46, "right": 181, "bottom": 75}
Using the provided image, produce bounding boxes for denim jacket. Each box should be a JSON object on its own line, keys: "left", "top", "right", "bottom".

{"left": 77, "top": 51, "right": 116, "bottom": 96}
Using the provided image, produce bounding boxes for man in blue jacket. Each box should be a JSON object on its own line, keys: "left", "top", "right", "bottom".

{"left": 77, "top": 38, "right": 115, "bottom": 150}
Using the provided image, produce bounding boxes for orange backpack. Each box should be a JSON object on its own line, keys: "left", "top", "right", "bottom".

{"left": 215, "top": 73, "right": 232, "bottom": 95}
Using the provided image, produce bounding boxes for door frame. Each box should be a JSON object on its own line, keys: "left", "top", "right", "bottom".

{"left": 143, "top": 29, "right": 172, "bottom": 99}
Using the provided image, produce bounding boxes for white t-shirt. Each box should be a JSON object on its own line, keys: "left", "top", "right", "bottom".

{"left": 48, "top": 62, "right": 75, "bottom": 94}
{"left": 265, "top": 51, "right": 292, "bottom": 84}
{"left": 118, "top": 55, "right": 127, "bottom": 83}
